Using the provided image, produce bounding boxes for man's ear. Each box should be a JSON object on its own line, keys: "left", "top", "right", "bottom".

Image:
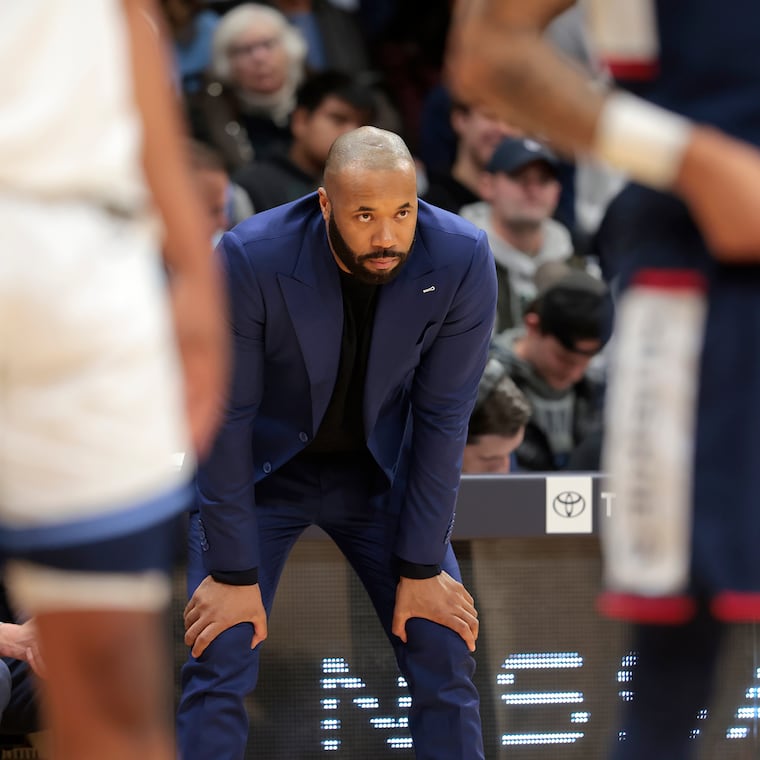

{"left": 317, "top": 187, "right": 330, "bottom": 222}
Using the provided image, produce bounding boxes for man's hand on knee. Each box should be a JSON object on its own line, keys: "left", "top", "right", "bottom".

{"left": 392, "top": 572, "right": 479, "bottom": 652}
{"left": 183, "top": 576, "right": 267, "bottom": 657}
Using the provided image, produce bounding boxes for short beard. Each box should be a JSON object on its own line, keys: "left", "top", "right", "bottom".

{"left": 328, "top": 213, "right": 410, "bottom": 285}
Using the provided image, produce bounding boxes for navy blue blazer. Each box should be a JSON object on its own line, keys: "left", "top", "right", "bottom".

{"left": 197, "top": 194, "right": 497, "bottom": 577}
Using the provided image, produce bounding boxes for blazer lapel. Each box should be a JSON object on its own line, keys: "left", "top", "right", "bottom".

{"left": 278, "top": 221, "right": 342, "bottom": 433}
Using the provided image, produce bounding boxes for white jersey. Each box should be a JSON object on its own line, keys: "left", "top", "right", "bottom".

{"left": 0, "top": 1, "right": 191, "bottom": 613}
{"left": 0, "top": 0, "right": 148, "bottom": 211}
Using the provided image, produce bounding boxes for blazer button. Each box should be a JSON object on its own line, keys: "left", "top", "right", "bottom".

{"left": 263, "top": 462, "right": 272, "bottom": 474}
{"left": 198, "top": 519, "right": 209, "bottom": 551}
{"left": 298, "top": 432, "right": 309, "bottom": 443}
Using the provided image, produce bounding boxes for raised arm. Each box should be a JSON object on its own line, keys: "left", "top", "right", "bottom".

{"left": 448, "top": 0, "right": 599, "bottom": 153}
{"left": 447, "top": 0, "right": 760, "bottom": 261}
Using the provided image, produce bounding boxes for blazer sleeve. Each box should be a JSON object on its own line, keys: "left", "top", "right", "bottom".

{"left": 396, "top": 229, "right": 497, "bottom": 566}
{"left": 195, "top": 231, "right": 265, "bottom": 584}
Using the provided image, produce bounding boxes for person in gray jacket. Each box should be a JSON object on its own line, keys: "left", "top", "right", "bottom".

{"left": 490, "top": 263, "right": 612, "bottom": 471}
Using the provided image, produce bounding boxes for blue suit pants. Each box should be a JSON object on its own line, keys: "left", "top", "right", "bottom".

{"left": 176, "top": 453, "right": 484, "bottom": 759}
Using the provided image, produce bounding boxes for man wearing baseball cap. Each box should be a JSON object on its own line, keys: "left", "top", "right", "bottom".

{"left": 489, "top": 262, "right": 613, "bottom": 471}
{"left": 460, "top": 136, "right": 575, "bottom": 332}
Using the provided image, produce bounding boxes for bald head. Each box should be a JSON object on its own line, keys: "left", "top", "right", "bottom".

{"left": 323, "top": 127, "right": 416, "bottom": 189}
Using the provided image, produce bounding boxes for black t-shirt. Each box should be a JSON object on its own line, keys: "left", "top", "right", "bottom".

{"left": 307, "top": 270, "right": 378, "bottom": 453}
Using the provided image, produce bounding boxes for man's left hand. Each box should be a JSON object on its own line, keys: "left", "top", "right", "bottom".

{"left": 392, "top": 572, "right": 479, "bottom": 652}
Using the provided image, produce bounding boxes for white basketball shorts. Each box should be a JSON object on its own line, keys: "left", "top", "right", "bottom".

{"left": 0, "top": 196, "right": 194, "bottom": 612}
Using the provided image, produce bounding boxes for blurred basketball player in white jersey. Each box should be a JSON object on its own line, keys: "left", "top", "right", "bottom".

{"left": 0, "top": 1, "right": 227, "bottom": 757}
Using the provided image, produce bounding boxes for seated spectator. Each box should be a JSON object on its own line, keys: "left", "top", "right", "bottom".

{"left": 187, "top": 140, "right": 253, "bottom": 240}
{"left": 489, "top": 264, "right": 613, "bottom": 471}
{"left": 423, "top": 100, "right": 518, "bottom": 214}
{"left": 460, "top": 136, "right": 575, "bottom": 332}
{"left": 186, "top": 3, "right": 308, "bottom": 171}
{"left": 463, "top": 360, "right": 532, "bottom": 474}
{"left": 161, "top": 0, "right": 220, "bottom": 95}
{"left": 233, "top": 70, "right": 375, "bottom": 212}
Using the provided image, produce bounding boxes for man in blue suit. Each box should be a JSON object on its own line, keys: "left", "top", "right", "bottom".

{"left": 177, "top": 126, "right": 497, "bottom": 759}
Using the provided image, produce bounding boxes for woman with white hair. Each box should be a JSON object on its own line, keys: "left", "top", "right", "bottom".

{"left": 186, "top": 3, "right": 308, "bottom": 171}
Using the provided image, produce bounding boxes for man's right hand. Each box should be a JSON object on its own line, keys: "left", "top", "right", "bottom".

{"left": 183, "top": 575, "right": 267, "bottom": 658}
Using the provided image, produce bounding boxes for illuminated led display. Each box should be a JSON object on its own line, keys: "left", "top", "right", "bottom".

{"left": 179, "top": 536, "right": 760, "bottom": 758}
{"left": 501, "top": 732, "right": 584, "bottom": 745}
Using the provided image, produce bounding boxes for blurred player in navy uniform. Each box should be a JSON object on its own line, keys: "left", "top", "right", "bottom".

{"left": 449, "top": 1, "right": 760, "bottom": 758}
{"left": 0, "top": 1, "right": 227, "bottom": 758}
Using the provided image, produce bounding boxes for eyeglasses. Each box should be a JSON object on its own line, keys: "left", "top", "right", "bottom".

{"left": 228, "top": 37, "right": 281, "bottom": 58}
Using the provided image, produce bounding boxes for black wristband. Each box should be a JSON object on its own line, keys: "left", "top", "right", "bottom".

{"left": 210, "top": 567, "right": 259, "bottom": 586}
{"left": 396, "top": 558, "right": 442, "bottom": 580}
